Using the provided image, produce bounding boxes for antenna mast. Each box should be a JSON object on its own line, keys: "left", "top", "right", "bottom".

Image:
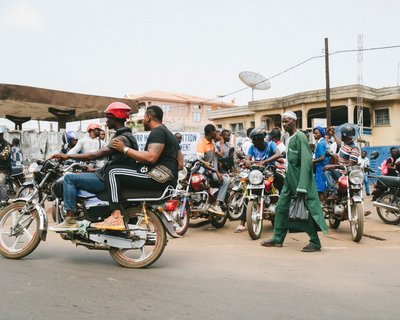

{"left": 356, "top": 34, "right": 364, "bottom": 139}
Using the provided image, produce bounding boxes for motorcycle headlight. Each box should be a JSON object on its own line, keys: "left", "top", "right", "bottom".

{"left": 349, "top": 170, "right": 364, "bottom": 185}
{"left": 249, "top": 170, "right": 263, "bottom": 185}
{"left": 178, "top": 168, "right": 187, "bottom": 181}
{"left": 240, "top": 169, "right": 249, "bottom": 179}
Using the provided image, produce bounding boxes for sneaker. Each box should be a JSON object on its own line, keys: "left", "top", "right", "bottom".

{"left": 94, "top": 216, "right": 125, "bottom": 231}
{"left": 208, "top": 204, "right": 225, "bottom": 217}
{"left": 234, "top": 225, "right": 246, "bottom": 233}
{"left": 49, "top": 217, "right": 78, "bottom": 232}
{"left": 301, "top": 244, "right": 321, "bottom": 252}
{"left": 260, "top": 239, "right": 283, "bottom": 247}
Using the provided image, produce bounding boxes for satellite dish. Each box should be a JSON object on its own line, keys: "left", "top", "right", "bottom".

{"left": 239, "top": 71, "right": 271, "bottom": 101}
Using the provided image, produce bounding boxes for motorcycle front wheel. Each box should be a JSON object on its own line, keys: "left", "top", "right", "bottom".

{"left": 0, "top": 201, "right": 41, "bottom": 259}
{"left": 376, "top": 192, "right": 400, "bottom": 224}
{"left": 227, "top": 191, "right": 244, "bottom": 221}
{"left": 246, "top": 199, "right": 263, "bottom": 240}
{"left": 109, "top": 209, "right": 167, "bottom": 268}
{"left": 350, "top": 203, "right": 364, "bottom": 242}
{"left": 174, "top": 201, "right": 190, "bottom": 236}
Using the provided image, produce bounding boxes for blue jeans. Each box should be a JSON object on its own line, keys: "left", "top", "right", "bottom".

{"left": 364, "top": 174, "right": 370, "bottom": 194}
{"left": 63, "top": 173, "right": 106, "bottom": 212}
{"left": 212, "top": 173, "right": 230, "bottom": 203}
{"left": 325, "top": 170, "right": 341, "bottom": 194}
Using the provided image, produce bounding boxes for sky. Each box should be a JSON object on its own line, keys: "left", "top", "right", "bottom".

{"left": 1, "top": 0, "right": 400, "bottom": 130}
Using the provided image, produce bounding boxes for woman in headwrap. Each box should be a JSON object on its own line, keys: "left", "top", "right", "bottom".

{"left": 312, "top": 126, "right": 329, "bottom": 201}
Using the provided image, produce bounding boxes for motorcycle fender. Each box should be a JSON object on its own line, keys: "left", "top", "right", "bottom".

{"left": 352, "top": 195, "right": 363, "bottom": 203}
{"left": 158, "top": 211, "right": 180, "bottom": 238}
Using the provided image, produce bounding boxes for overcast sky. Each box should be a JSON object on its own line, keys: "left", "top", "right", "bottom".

{"left": 1, "top": 0, "right": 400, "bottom": 130}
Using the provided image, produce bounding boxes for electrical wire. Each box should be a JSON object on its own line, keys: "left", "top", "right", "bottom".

{"left": 203, "top": 44, "right": 400, "bottom": 104}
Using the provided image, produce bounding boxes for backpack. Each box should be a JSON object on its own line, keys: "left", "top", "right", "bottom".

{"left": 379, "top": 157, "right": 393, "bottom": 175}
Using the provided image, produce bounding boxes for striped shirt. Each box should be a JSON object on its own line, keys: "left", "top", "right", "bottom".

{"left": 338, "top": 141, "right": 360, "bottom": 165}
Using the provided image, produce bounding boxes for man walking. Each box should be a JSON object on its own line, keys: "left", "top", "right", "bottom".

{"left": 260, "top": 111, "right": 328, "bottom": 252}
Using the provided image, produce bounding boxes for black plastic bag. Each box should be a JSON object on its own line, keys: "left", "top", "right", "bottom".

{"left": 288, "top": 194, "right": 309, "bottom": 222}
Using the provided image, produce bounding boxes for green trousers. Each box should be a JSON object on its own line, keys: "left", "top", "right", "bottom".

{"left": 272, "top": 195, "right": 321, "bottom": 248}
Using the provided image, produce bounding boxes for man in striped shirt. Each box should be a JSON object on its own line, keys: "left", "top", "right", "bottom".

{"left": 323, "top": 124, "right": 360, "bottom": 197}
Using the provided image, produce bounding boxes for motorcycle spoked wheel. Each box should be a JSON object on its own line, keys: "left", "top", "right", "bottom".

{"left": 246, "top": 199, "right": 263, "bottom": 240}
{"left": 328, "top": 212, "right": 341, "bottom": 229}
{"left": 173, "top": 201, "right": 190, "bottom": 236}
{"left": 376, "top": 192, "right": 400, "bottom": 225}
{"left": 0, "top": 201, "right": 41, "bottom": 259}
{"left": 349, "top": 203, "right": 364, "bottom": 242}
{"left": 109, "top": 208, "right": 167, "bottom": 268}
{"left": 227, "top": 191, "right": 244, "bottom": 221}
{"left": 210, "top": 213, "right": 228, "bottom": 228}
{"left": 15, "top": 185, "right": 36, "bottom": 199}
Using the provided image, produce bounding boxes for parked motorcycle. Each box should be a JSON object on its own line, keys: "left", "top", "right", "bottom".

{"left": 244, "top": 163, "right": 284, "bottom": 240}
{"left": 5, "top": 165, "right": 26, "bottom": 200}
{"left": 0, "top": 159, "right": 179, "bottom": 268}
{"left": 369, "top": 165, "right": 400, "bottom": 224}
{"left": 323, "top": 165, "right": 366, "bottom": 242}
{"left": 173, "top": 159, "right": 229, "bottom": 229}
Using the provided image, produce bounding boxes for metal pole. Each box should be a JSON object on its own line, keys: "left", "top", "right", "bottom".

{"left": 325, "top": 38, "right": 331, "bottom": 127}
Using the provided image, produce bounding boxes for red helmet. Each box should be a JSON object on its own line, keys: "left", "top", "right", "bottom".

{"left": 87, "top": 123, "right": 101, "bottom": 132}
{"left": 105, "top": 102, "right": 131, "bottom": 119}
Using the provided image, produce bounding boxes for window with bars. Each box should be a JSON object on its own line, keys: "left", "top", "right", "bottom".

{"left": 374, "top": 108, "right": 390, "bottom": 125}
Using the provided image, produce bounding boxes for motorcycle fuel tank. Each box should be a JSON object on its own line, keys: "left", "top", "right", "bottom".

{"left": 191, "top": 173, "right": 207, "bottom": 191}
{"left": 338, "top": 176, "right": 348, "bottom": 194}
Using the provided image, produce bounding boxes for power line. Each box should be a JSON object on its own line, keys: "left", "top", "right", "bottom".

{"left": 204, "top": 44, "right": 400, "bottom": 104}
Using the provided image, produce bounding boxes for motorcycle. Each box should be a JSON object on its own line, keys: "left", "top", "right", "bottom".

{"left": 5, "top": 165, "right": 26, "bottom": 200}
{"left": 0, "top": 159, "right": 179, "bottom": 268}
{"left": 323, "top": 165, "right": 366, "bottom": 242}
{"left": 244, "top": 163, "right": 284, "bottom": 240}
{"left": 370, "top": 168, "right": 400, "bottom": 225}
{"left": 226, "top": 165, "right": 249, "bottom": 221}
{"left": 173, "top": 159, "right": 229, "bottom": 229}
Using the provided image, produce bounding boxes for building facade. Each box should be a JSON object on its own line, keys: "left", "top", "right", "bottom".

{"left": 207, "top": 85, "right": 400, "bottom": 146}
{"left": 125, "top": 90, "right": 234, "bottom": 132}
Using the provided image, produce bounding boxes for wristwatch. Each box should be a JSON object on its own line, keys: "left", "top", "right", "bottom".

{"left": 123, "top": 147, "right": 129, "bottom": 155}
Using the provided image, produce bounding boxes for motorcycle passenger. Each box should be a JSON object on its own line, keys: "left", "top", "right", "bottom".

{"left": 260, "top": 111, "right": 328, "bottom": 252}
{"left": 0, "top": 126, "right": 11, "bottom": 206}
{"left": 49, "top": 102, "right": 139, "bottom": 231}
{"left": 323, "top": 124, "right": 360, "bottom": 199}
{"left": 216, "top": 129, "right": 234, "bottom": 173}
{"left": 98, "top": 105, "right": 183, "bottom": 230}
{"left": 386, "top": 147, "right": 399, "bottom": 177}
{"left": 235, "top": 127, "right": 282, "bottom": 233}
{"left": 11, "top": 138, "right": 24, "bottom": 166}
{"left": 196, "top": 124, "right": 230, "bottom": 217}
{"left": 61, "top": 131, "right": 79, "bottom": 154}
{"left": 312, "top": 126, "right": 329, "bottom": 201}
{"left": 241, "top": 127, "right": 254, "bottom": 157}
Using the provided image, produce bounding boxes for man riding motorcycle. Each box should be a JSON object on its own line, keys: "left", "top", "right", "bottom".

{"left": 49, "top": 102, "right": 138, "bottom": 231}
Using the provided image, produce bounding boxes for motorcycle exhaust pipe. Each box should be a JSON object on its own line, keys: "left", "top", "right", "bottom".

{"left": 373, "top": 201, "right": 400, "bottom": 213}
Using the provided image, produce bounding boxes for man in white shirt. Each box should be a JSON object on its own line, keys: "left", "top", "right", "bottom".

{"left": 241, "top": 127, "right": 254, "bottom": 157}
{"left": 357, "top": 150, "right": 370, "bottom": 195}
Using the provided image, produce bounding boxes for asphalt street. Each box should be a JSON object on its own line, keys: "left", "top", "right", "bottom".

{"left": 0, "top": 198, "right": 399, "bottom": 320}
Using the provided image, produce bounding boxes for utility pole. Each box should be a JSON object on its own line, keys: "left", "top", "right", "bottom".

{"left": 325, "top": 38, "right": 331, "bottom": 127}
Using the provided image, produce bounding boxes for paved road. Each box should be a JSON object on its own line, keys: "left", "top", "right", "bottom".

{"left": 0, "top": 199, "right": 399, "bottom": 320}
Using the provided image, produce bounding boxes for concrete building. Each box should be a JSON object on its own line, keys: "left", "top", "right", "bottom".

{"left": 207, "top": 85, "right": 400, "bottom": 146}
{"left": 125, "top": 90, "right": 234, "bottom": 132}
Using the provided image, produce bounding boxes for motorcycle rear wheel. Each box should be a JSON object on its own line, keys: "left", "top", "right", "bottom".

{"left": 210, "top": 213, "right": 228, "bottom": 228}
{"left": 246, "top": 199, "right": 263, "bottom": 240}
{"left": 0, "top": 201, "right": 41, "bottom": 259}
{"left": 350, "top": 203, "right": 364, "bottom": 242}
{"left": 328, "top": 213, "right": 341, "bottom": 229}
{"left": 376, "top": 192, "right": 400, "bottom": 225}
{"left": 227, "top": 191, "right": 244, "bottom": 221}
{"left": 109, "top": 209, "right": 167, "bottom": 268}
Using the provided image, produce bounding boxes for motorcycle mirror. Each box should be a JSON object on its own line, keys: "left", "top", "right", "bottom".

{"left": 370, "top": 151, "right": 379, "bottom": 160}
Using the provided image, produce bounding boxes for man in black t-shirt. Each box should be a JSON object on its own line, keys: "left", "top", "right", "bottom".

{"left": 387, "top": 147, "right": 399, "bottom": 177}
{"left": 96, "top": 105, "right": 182, "bottom": 230}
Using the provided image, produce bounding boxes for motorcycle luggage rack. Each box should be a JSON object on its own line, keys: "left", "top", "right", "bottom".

{"left": 125, "top": 185, "right": 175, "bottom": 202}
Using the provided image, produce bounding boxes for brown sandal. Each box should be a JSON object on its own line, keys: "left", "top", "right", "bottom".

{"left": 94, "top": 216, "right": 125, "bottom": 230}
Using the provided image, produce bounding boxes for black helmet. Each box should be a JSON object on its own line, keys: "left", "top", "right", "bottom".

{"left": 249, "top": 127, "right": 267, "bottom": 140}
{"left": 340, "top": 123, "right": 356, "bottom": 139}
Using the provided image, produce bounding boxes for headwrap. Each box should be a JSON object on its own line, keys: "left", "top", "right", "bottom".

{"left": 282, "top": 111, "right": 297, "bottom": 120}
{"left": 314, "top": 125, "right": 326, "bottom": 137}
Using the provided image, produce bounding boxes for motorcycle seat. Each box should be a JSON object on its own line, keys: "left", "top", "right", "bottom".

{"left": 96, "top": 185, "right": 175, "bottom": 202}
{"left": 11, "top": 166, "right": 24, "bottom": 175}
{"left": 377, "top": 176, "right": 400, "bottom": 188}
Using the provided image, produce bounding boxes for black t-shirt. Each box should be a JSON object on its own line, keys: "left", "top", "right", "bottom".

{"left": 387, "top": 155, "right": 399, "bottom": 176}
{"left": 145, "top": 125, "right": 179, "bottom": 180}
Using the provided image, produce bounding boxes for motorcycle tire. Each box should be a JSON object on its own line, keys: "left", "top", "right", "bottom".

{"left": 210, "top": 213, "right": 228, "bottom": 228}
{"left": 350, "top": 203, "right": 364, "bottom": 242}
{"left": 246, "top": 199, "right": 263, "bottom": 240}
{"left": 174, "top": 201, "right": 190, "bottom": 236}
{"left": 0, "top": 201, "right": 41, "bottom": 259}
{"left": 227, "top": 191, "right": 244, "bottom": 221}
{"left": 376, "top": 192, "right": 400, "bottom": 225}
{"left": 328, "top": 214, "right": 341, "bottom": 229}
{"left": 109, "top": 209, "right": 167, "bottom": 268}
{"left": 15, "top": 185, "right": 35, "bottom": 199}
